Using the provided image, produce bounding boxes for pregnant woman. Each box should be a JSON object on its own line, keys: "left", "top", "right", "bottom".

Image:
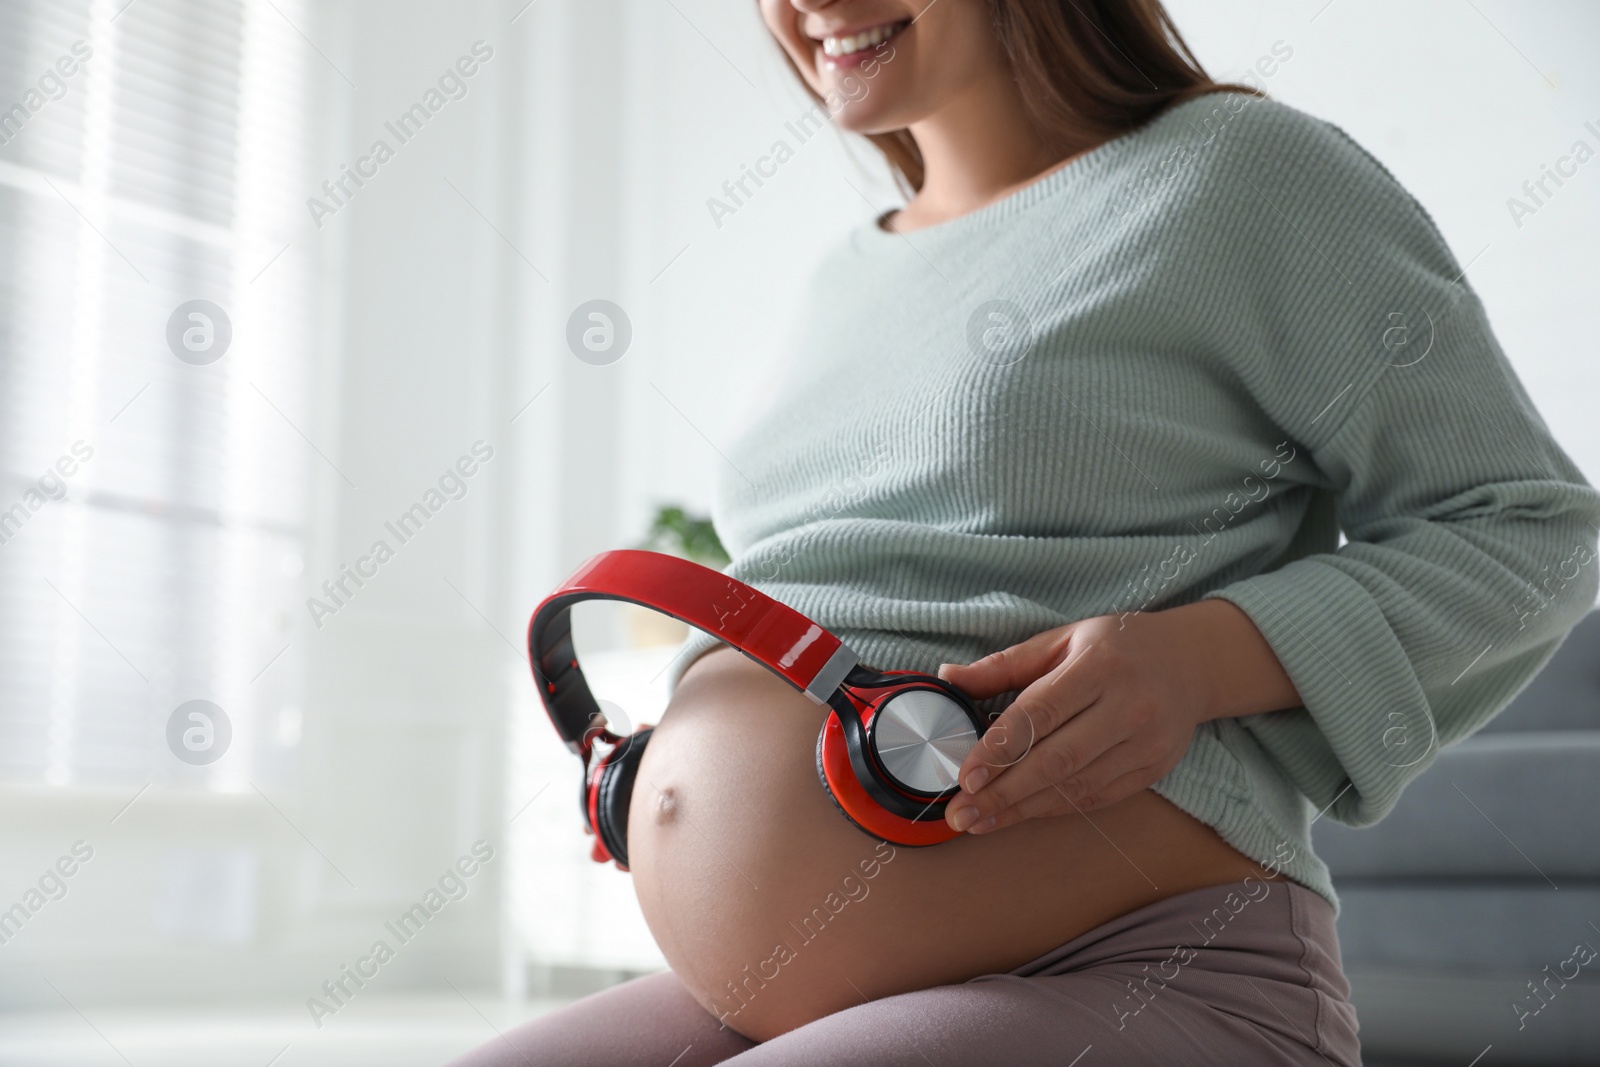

{"left": 453, "top": 1, "right": 1600, "bottom": 1064}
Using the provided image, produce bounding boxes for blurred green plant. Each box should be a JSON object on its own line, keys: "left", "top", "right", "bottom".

{"left": 638, "top": 505, "right": 729, "bottom": 567}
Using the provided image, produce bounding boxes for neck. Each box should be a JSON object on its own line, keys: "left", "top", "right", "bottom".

{"left": 896, "top": 72, "right": 1072, "bottom": 232}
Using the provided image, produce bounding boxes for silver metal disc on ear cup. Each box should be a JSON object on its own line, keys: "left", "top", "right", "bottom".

{"left": 869, "top": 689, "right": 979, "bottom": 795}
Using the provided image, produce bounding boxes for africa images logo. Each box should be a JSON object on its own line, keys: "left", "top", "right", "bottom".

{"left": 166, "top": 700, "right": 232, "bottom": 766}
{"left": 166, "top": 300, "right": 232, "bottom": 365}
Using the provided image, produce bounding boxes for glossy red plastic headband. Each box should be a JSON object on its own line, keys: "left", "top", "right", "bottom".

{"left": 527, "top": 550, "right": 859, "bottom": 752}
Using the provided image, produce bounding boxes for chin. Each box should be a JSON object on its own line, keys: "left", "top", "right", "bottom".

{"left": 816, "top": 61, "right": 923, "bottom": 135}
{"left": 832, "top": 108, "right": 908, "bottom": 137}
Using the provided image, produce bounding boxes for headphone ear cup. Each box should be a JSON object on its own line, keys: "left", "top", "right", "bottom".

{"left": 815, "top": 727, "right": 864, "bottom": 829}
{"left": 593, "top": 727, "right": 653, "bottom": 870}
{"left": 816, "top": 704, "right": 967, "bottom": 848}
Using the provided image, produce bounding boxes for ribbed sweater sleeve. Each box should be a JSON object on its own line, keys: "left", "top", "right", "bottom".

{"left": 1195, "top": 112, "right": 1600, "bottom": 827}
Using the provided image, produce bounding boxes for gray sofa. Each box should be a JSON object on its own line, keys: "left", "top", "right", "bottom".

{"left": 1314, "top": 610, "right": 1600, "bottom": 1065}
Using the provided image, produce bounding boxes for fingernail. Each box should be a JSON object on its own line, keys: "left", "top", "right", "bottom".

{"left": 963, "top": 767, "right": 989, "bottom": 793}
{"left": 969, "top": 817, "right": 997, "bottom": 834}
{"left": 937, "top": 663, "right": 958, "bottom": 678}
{"left": 949, "top": 805, "right": 978, "bottom": 832}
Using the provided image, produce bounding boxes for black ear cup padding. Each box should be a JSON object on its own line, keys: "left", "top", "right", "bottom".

{"left": 816, "top": 725, "right": 877, "bottom": 840}
{"left": 595, "top": 727, "right": 653, "bottom": 869}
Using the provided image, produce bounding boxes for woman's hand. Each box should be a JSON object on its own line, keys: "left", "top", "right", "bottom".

{"left": 937, "top": 599, "right": 1300, "bottom": 834}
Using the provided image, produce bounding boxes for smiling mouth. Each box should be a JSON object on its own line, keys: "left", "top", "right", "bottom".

{"left": 818, "top": 19, "right": 911, "bottom": 59}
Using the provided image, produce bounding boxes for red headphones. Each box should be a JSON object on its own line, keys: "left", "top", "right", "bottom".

{"left": 527, "top": 550, "right": 988, "bottom": 870}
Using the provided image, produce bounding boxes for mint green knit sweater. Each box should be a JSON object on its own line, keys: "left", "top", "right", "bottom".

{"left": 664, "top": 91, "right": 1600, "bottom": 908}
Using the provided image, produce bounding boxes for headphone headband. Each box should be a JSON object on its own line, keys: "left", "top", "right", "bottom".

{"left": 526, "top": 550, "right": 859, "bottom": 753}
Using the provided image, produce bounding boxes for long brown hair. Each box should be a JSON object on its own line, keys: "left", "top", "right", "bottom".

{"left": 785, "top": 0, "right": 1263, "bottom": 193}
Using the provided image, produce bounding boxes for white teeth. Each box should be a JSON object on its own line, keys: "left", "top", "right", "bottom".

{"left": 821, "top": 22, "right": 901, "bottom": 58}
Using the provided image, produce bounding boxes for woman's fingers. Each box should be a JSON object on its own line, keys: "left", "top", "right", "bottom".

{"left": 946, "top": 698, "right": 1125, "bottom": 831}
{"left": 954, "top": 637, "right": 1100, "bottom": 791}
{"left": 1028, "top": 740, "right": 1151, "bottom": 816}
{"left": 952, "top": 739, "right": 1150, "bottom": 832}
{"left": 1072, "top": 765, "right": 1157, "bottom": 813}
{"left": 936, "top": 624, "right": 1075, "bottom": 699}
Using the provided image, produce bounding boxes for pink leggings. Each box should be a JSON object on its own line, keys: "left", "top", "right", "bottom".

{"left": 447, "top": 878, "right": 1360, "bottom": 1066}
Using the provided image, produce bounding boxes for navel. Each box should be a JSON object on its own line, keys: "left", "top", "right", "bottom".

{"left": 654, "top": 785, "right": 679, "bottom": 825}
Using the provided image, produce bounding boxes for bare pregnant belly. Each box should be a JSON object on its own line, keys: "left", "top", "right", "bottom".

{"left": 628, "top": 645, "right": 1263, "bottom": 1041}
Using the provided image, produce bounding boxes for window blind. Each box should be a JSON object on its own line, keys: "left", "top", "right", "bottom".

{"left": 0, "top": 0, "right": 316, "bottom": 791}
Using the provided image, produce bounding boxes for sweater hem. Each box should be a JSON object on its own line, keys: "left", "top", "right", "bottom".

{"left": 1153, "top": 730, "right": 1339, "bottom": 913}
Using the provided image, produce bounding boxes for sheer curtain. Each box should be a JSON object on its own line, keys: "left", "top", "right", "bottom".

{"left": 0, "top": 0, "right": 314, "bottom": 793}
